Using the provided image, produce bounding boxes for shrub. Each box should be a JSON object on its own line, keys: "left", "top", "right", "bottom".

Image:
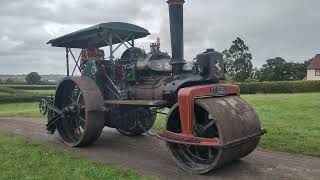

{"left": 236, "top": 81, "right": 320, "bottom": 94}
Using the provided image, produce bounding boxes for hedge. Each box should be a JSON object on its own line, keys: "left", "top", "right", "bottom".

{"left": 0, "top": 95, "right": 44, "bottom": 104}
{"left": 237, "top": 80, "right": 320, "bottom": 94}
{"left": 0, "top": 87, "right": 46, "bottom": 104}
{"left": 0, "top": 85, "right": 56, "bottom": 90}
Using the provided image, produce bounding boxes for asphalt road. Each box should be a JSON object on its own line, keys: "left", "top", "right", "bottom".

{"left": 0, "top": 117, "right": 319, "bottom": 180}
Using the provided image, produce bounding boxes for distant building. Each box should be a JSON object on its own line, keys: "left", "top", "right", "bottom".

{"left": 307, "top": 54, "right": 320, "bottom": 80}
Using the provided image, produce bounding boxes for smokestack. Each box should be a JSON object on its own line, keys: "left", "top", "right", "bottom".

{"left": 167, "top": 0, "right": 186, "bottom": 75}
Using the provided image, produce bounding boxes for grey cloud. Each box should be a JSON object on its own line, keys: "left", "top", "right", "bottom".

{"left": 0, "top": 0, "right": 319, "bottom": 74}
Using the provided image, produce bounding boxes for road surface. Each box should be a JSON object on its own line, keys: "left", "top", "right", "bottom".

{"left": 0, "top": 117, "right": 319, "bottom": 180}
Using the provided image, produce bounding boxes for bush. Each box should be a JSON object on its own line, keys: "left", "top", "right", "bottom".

{"left": 237, "top": 80, "right": 320, "bottom": 94}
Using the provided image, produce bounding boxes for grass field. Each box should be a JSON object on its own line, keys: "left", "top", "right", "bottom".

{"left": 243, "top": 93, "right": 320, "bottom": 156}
{"left": 22, "top": 90, "right": 55, "bottom": 96}
{"left": 0, "top": 92, "right": 319, "bottom": 156}
{"left": 0, "top": 102, "right": 40, "bottom": 117}
{"left": 0, "top": 87, "right": 49, "bottom": 104}
{"left": 0, "top": 133, "right": 148, "bottom": 180}
{"left": 0, "top": 89, "right": 54, "bottom": 116}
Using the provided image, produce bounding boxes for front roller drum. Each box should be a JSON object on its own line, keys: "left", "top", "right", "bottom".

{"left": 54, "top": 77, "right": 105, "bottom": 147}
{"left": 165, "top": 96, "right": 263, "bottom": 174}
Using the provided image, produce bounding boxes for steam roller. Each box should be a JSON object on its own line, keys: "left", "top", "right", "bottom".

{"left": 40, "top": 0, "right": 265, "bottom": 174}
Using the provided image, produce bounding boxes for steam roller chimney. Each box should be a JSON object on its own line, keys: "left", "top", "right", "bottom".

{"left": 167, "top": 0, "right": 186, "bottom": 75}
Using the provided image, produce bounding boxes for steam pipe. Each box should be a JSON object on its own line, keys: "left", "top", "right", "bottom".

{"left": 167, "top": 0, "right": 186, "bottom": 75}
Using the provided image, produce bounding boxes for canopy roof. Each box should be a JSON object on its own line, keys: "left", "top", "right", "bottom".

{"left": 47, "top": 22, "right": 150, "bottom": 48}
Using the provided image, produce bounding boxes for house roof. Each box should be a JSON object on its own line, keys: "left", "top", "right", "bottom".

{"left": 308, "top": 54, "right": 320, "bottom": 70}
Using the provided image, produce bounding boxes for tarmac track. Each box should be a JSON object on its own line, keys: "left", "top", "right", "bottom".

{"left": 0, "top": 117, "right": 319, "bottom": 180}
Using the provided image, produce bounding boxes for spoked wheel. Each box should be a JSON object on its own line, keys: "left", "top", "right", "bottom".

{"left": 39, "top": 99, "right": 48, "bottom": 115}
{"left": 54, "top": 77, "right": 105, "bottom": 147}
{"left": 166, "top": 96, "right": 262, "bottom": 174}
{"left": 116, "top": 107, "right": 156, "bottom": 136}
{"left": 166, "top": 103, "right": 221, "bottom": 174}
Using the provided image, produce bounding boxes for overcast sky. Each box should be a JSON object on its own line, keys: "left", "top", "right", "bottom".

{"left": 0, "top": 0, "right": 319, "bottom": 75}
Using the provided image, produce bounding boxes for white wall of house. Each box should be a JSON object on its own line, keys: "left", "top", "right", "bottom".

{"left": 307, "top": 70, "right": 320, "bottom": 80}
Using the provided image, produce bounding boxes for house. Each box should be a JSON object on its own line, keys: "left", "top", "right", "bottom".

{"left": 307, "top": 54, "right": 320, "bottom": 80}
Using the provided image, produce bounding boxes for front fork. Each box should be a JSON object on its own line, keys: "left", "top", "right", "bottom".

{"left": 40, "top": 96, "right": 66, "bottom": 134}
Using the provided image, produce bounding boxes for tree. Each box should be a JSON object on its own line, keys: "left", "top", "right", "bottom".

{"left": 25, "top": 72, "right": 41, "bottom": 84}
{"left": 5, "top": 78, "right": 14, "bottom": 84}
{"left": 291, "top": 62, "right": 307, "bottom": 80}
{"left": 223, "top": 37, "right": 253, "bottom": 82}
{"left": 257, "top": 57, "right": 307, "bottom": 81}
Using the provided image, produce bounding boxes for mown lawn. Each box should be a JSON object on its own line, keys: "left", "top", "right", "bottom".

{"left": 22, "top": 90, "right": 55, "bottom": 96}
{"left": 0, "top": 102, "right": 40, "bottom": 117}
{"left": 0, "top": 133, "right": 149, "bottom": 180}
{"left": 242, "top": 93, "right": 320, "bottom": 156}
{"left": 0, "top": 89, "right": 54, "bottom": 117}
{"left": 0, "top": 87, "right": 49, "bottom": 104}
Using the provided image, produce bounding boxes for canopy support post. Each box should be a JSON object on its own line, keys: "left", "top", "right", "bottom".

{"left": 112, "top": 33, "right": 133, "bottom": 53}
{"left": 131, "top": 34, "right": 135, "bottom": 47}
{"left": 66, "top": 48, "right": 70, "bottom": 76}
{"left": 109, "top": 32, "right": 113, "bottom": 61}
{"left": 70, "top": 49, "right": 83, "bottom": 76}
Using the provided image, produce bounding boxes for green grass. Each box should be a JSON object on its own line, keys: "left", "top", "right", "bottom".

{"left": 0, "top": 87, "right": 47, "bottom": 104}
{"left": 22, "top": 90, "right": 55, "bottom": 96}
{"left": 153, "top": 93, "right": 320, "bottom": 157}
{"left": 0, "top": 102, "right": 40, "bottom": 117}
{"left": 0, "top": 133, "right": 149, "bottom": 180}
{"left": 242, "top": 93, "right": 320, "bottom": 156}
{"left": 0, "top": 89, "right": 54, "bottom": 117}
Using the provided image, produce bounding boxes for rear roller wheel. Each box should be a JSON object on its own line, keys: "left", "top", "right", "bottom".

{"left": 166, "top": 96, "right": 262, "bottom": 174}
{"left": 54, "top": 77, "right": 105, "bottom": 147}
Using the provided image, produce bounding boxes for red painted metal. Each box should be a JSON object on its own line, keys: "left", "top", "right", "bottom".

{"left": 158, "top": 130, "right": 222, "bottom": 147}
{"left": 178, "top": 84, "right": 240, "bottom": 135}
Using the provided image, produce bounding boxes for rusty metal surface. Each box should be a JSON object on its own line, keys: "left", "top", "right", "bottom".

{"left": 54, "top": 76, "right": 105, "bottom": 147}
{"left": 195, "top": 96, "right": 262, "bottom": 168}
{"left": 158, "top": 130, "right": 222, "bottom": 147}
{"left": 104, "top": 100, "right": 167, "bottom": 107}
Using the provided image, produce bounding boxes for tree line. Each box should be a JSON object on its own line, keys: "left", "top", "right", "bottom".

{"left": 0, "top": 72, "right": 43, "bottom": 85}
{"left": 222, "top": 37, "right": 308, "bottom": 82}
